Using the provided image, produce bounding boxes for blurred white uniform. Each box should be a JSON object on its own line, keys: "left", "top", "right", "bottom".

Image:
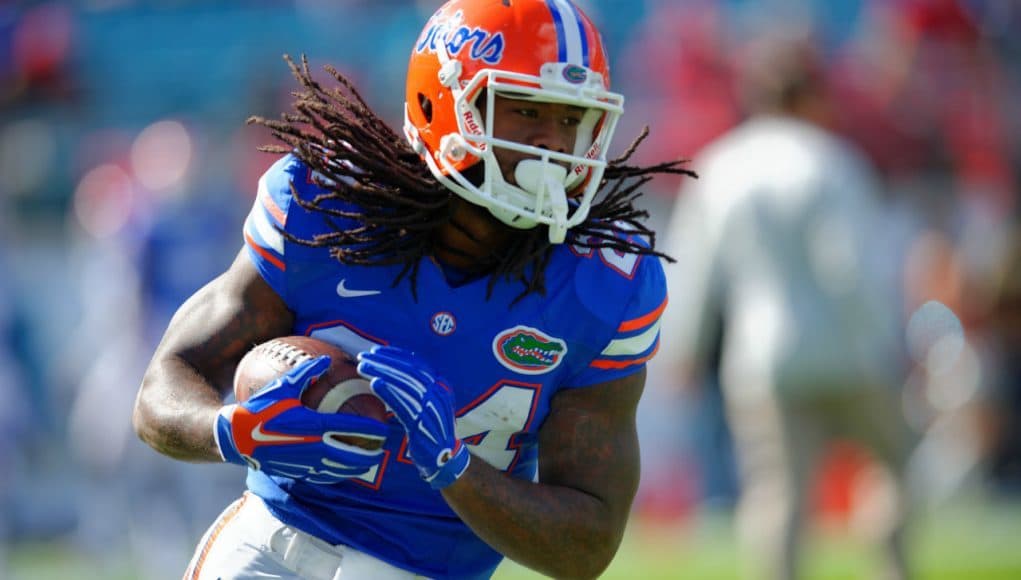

{"left": 660, "top": 115, "right": 911, "bottom": 580}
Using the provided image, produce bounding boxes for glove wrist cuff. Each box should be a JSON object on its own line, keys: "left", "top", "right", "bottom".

{"left": 213, "top": 404, "right": 243, "bottom": 465}
{"left": 428, "top": 442, "right": 471, "bottom": 490}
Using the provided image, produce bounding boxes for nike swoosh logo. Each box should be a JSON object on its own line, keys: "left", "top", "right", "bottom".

{"left": 250, "top": 423, "right": 310, "bottom": 443}
{"left": 337, "top": 279, "right": 381, "bottom": 298}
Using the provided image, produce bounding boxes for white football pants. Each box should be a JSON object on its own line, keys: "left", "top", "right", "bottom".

{"left": 184, "top": 492, "right": 425, "bottom": 580}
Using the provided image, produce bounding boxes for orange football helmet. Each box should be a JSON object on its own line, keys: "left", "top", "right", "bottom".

{"left": 404, "top": 0, "right": 624, "bottom": 243}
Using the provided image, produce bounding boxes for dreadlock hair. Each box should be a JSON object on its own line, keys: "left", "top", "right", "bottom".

{"left": 247, "top": 54, "right": 696, "bottom": 303}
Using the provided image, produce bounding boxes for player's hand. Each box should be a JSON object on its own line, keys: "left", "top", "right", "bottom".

{"left": 356, "top": 345, "right": 470, "bottom": 489}
{"left": 214, "top": 355, "right": 388, "bottom": 484}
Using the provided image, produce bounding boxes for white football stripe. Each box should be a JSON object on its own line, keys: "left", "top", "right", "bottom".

{"left": 316, "top": 378, "right": 373, "bottom": 413}
{"left": 601, "top": 320, "right": 661, "bottom": 356}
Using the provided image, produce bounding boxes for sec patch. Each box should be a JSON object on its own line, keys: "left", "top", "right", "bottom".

{"left": 431, "top": 312, "right": 457, "bottom": 336}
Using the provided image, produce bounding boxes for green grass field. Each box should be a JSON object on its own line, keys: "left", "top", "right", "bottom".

{"left": 496, "top": 498, "right": 1021, "bottom": 580}
{"left": 9, "top": 497, "right": 1021, "bottom": 579}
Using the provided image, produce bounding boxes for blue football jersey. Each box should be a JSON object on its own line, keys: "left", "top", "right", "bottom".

{"left": 241, "top": 154, "right": 667, "bottom": 579}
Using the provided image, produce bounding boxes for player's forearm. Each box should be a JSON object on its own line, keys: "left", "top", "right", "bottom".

{"left": 134, "top": 254, "right": 294, "bottom": 463}
{"left": 442, "top": 460, "right": 624, "bottom": 579}
{"left": 133, "top": 356, "right": 225, "bottom": 463}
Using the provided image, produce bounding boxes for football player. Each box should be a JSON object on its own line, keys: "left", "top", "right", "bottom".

{"left": 133, "top": 0, "right": 692, "bottom": 578}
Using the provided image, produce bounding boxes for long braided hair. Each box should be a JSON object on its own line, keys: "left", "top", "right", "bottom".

{"left": 248, "top": 55, "right": 695, "bottom": 302}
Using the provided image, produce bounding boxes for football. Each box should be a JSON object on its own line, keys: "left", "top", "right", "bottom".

{"left": 233, "top": 335, "right": 388, "bottom": 450}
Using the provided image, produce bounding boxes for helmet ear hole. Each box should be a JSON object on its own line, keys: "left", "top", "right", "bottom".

{"left": 418, "top": 93, "right": 433, "bottom": 123}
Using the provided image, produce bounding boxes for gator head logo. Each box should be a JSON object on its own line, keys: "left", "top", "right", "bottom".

{"left": 492, "top": 326, "right": 567, "bottom": 375}
{"left": 562, "top": 64, "right": 588, "bottom": 84}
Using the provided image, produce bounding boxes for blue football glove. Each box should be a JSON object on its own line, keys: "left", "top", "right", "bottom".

{"left": 215, "top": 355, "right": 388, "bottom": 484}
{"left": 356, "top": 346, "right": 470, "bottom": 489}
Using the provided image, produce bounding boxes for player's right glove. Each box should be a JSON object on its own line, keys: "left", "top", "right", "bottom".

{"left": 214, "top": 355, "right": 388, "bottom": 484}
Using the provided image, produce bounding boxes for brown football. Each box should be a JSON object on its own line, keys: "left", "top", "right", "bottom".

{"left": 233, "top": 335, "right": 388, "bottom": 450}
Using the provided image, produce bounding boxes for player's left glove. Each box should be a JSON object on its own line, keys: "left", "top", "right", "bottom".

{"left": 356, "top": 345, "right": 470, "bottom": 489}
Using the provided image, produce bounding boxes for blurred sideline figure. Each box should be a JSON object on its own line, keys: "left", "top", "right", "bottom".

{"left": 62, "top": 178, "right": 245, "bottom": 579}
{"left": 655, "top": 34, "right": 913, "bottom": 580}
{"left": 0, "top": 253, "right": 32, "bottom": 579}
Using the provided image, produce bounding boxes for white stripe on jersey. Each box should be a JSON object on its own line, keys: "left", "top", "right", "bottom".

{"left": 256, "top": 175, "right": 285, "bottom": 223}
{"left": 257, "top": 174, "right": 271, "bottom": 204}
{"left": 249, "top": 199, "right": 284, "bottom": 254}
{"left": 601, "top": 320, "right": 661, "bottom": 356}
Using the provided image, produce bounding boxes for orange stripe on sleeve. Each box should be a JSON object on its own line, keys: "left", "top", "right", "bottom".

{"left": 589, "top": 342, "right": 660, "bottom": 370}
{"left": 260, "top": 187, "right": 287, "bottom": 226}
{"left": 244, "top": 231, "right": 286, "bottom": 271}
{"left": 617, "top": 296, "right": 667, "bottom": 332}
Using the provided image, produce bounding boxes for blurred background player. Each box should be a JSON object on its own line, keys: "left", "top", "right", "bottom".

{"left": 653, "top": 33, "right": 913, "bottom": 580}
{"left": 132, "top": 0, "right": 690, "bottom": 578}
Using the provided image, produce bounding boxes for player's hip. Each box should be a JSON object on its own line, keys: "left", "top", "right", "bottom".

{"left": 184, "top": 492, "right": 426, "bottom": 580}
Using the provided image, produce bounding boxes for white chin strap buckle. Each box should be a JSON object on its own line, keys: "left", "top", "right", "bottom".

{"left": 514, "top": 160, "right": 570, "bottom": 243}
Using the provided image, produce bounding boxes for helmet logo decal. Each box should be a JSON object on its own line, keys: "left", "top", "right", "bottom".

{"left": 416, "top": 10, "right": 505, "bottom": 65}
{"left": 493, "top": 326, "right": 567, "bottom": 375}
{"left": 562, "top": 64, "right": 588, "bottom": 84}
{"left": 572, "top": 142, "right": 601, "bottom": 176}
{"left": 463, "top": 109, "right": 483, "bottom": 137}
